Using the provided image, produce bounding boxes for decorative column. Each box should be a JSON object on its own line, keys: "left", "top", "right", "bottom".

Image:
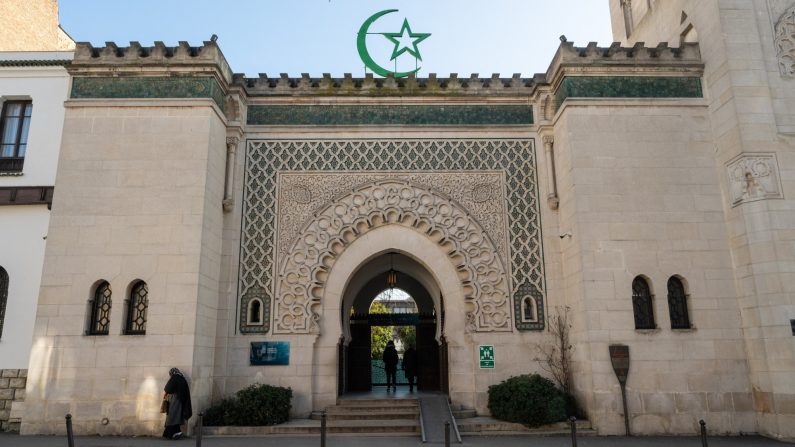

{"left": 223, "top": 137, "right": 239, "bottom": 212}
{"left": 542, "top": 135, "right": 559, "bottom": 210}
{"left": 621, "top": 0, "right": 634, "bottom": 38}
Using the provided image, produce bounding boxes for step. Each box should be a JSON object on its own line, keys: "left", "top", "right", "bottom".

{"left": 204, "top": 420, "right": 318, "bottom": 436}
{"left": 461, "top": 428, "right": 598, "bottom": 437}
{"left": 204, "top": 418, "right": 420, "bottom": 437}
{"left": 327, "top": 419, "right": 419, "bottom": 434}
{"left": 330, "top": 405, "right": 419, "bottom": 414}
{"left": 457, "top": 417, "right": 594, "bottom": 435}
{"left": 333, "top": 403, "right": 419, "bottom": 413}
{"left": 336, "top": 398, "right": 419, "bottom": 406}
{"left": 452, "top": 408, "right": 477, "bottom": 419}
{"left": 325, "top": 410, "right": 419, "bottom": 421}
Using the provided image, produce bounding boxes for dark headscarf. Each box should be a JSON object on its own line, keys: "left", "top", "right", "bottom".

{"left": 165, "top": 368, "right": 192, "bottom": 420}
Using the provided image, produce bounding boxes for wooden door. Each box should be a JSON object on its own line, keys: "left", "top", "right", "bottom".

{"left": 347, "top": 323, "right": 371, "bottom": 392}
{"left": 416, "top": 322, "right": 440, "bottom": 391}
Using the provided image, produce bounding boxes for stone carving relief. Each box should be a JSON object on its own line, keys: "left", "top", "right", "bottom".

{"left": 775, "top": 5, "right": 795, "bottom": 77}
{"left": 274, "top": 178, "right": 513, "bottom": 334}
{"left": 276, "top": 172, "right": 509, "bottom": 264}
{"left": 726, "top": 153, "right": 784, "bottom": 206}
{"left": 239, "top": 139, "right": 546, "bottom": 334}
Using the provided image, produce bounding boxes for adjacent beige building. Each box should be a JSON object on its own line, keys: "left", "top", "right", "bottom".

{"left": 8, "top": 0, "right": 795, "bottom": 442}
{"left": 0, "top": 0, "right": 74, "bottom": 432}
{"left": 0, "top": 0, "right": 74, "bottom": 52}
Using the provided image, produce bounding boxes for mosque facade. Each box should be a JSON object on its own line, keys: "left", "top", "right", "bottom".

{"left": 1, "top": 0, "right": 794, "bottom": 441}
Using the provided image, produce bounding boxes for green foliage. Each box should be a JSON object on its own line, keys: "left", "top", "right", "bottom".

{"left": 395, "top": 325, "right": 416, "bottom": 350}
{"left": 203, "top": 383, "right": 292, "bottom": 426}
{"left": 202, "top": 398, "right": 236, "bottom": 426}
{"left": 369, "top": 301, "right": 393, "bottom": 359}
{"left": 487, "top": 374, "right": 567, "bottom": 427}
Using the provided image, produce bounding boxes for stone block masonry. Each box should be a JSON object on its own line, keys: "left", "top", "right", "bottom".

{"left": 0, "top": 369, "right": 27, "bottom": 432}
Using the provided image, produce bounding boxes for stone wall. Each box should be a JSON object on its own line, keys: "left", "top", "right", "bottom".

{"left": 553, "top": 100, "right": 755, "bottom": 436}
{"left": 0, "top": 0, "right": 74, "bottom": 51}
{"left": 0, "top": 369, "right": 26, "bottom": 432}
{"left": 609, "top": 0, "right": 795, "bottom": 440}
{"left": 21, "top": 100, "right": 228, "bottom": 436}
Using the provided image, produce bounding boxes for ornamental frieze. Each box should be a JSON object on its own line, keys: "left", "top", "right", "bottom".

{"left": 274, "top": 179, "right": 513, "bottom": 334}
{"left": 276, "top": 172, "right": 509, "bottom": 266}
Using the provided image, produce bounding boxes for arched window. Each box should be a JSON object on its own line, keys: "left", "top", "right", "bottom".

{"left": 87, "top": 281, "right": 112, "bottom": 335}
{"left": 521, "top": 296, "right": 537, "bottom": 323}
{"left": 124, "top": 281, "right": 148, "bottom": 335}
{"left": 667, "top": 276, "right": 691, "bottom": 329}
{"left": 632, "top": 276, "right": 655, "bottom": 330}
{"left": 247, "top": 298, "right": 263, "bottom": 325}
{"left": 0, "top": 266, "right": 8, "bottom": 339}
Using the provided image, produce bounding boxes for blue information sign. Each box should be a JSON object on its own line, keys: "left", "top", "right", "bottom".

{"left": 250, "top": 342, "right": 290, "bottom": 366}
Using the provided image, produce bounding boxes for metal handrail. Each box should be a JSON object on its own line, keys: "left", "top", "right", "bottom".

{"left": 418, "top": 397, "right": 427, "bottom": 443}
{"left": 445, "top": 398, "right": 462, "bottom": 443}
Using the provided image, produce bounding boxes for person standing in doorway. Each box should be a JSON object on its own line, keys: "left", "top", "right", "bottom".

{"left": 402, "top": 344, "right": 418, "bottom": 392}
{"left": 163, "top": 367, "right": 193, "bottom": 440}
{"left": 383, "top": 340, "right": 399, "bottom": 392}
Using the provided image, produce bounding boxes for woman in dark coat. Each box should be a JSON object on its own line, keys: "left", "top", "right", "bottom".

{"left": 383, "top": 340, "right": 399, "bottom": 392}
{"left": 163, "top": 367, "right": 192, "bottom": 439}
{"left": 402, "top": 345, "right": 418, "bottom": 392}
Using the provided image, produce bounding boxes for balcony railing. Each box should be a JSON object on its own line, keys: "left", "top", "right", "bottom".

{"left": 0, "top": 157, "right": 24, "bottom": 173}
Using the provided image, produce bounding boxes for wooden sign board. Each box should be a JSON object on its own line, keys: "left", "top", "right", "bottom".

{"left": 609, "top": 344, "right": 630, "bottom": 385}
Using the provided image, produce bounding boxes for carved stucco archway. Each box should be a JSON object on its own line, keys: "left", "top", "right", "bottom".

{"left": 274, "top": 179, "right": 513, "bottom": 335}
{"left": 310, "top": 225, "right": 473, "bottom": 411}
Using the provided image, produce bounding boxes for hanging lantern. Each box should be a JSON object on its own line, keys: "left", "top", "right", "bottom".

{"left": 386, "top": 252, "right": 398, "bottom": 289}
{"left": 387, "top": 268, "right": 398, "bottom": 289}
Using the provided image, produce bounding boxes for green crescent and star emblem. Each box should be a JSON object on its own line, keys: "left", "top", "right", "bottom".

{"left": 357, "top": 9, "right": 432, "bottom": 78}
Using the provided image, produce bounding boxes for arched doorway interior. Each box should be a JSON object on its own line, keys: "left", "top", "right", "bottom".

{"left": 340, "top": 252, "right": 445, "bottom": 394}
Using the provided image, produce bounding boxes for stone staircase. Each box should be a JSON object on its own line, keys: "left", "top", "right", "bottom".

{"left": 203, "top": 397, "right": 421, "bottom": 437}
{"left": 320, "top": 397, "right": 421, "bottom": 436}
{"left": 203, "top": 397, "right": 595, "bottom": 438}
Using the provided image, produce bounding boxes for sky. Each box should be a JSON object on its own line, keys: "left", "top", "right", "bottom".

{"left": 58, "top": 1, "right": 615, "bottom": 78}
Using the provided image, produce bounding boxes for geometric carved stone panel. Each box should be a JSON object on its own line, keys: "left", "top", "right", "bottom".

{"left": 239, "top": 139, "right": 545, "bottom": 333}
{"left": 274, "top": 177, "right": 512, "bottom": 334}
{"left": 775, "top": 5, "right": 795, "bottom": 77}
{"left": 726, "top": 153, "right": 784, "bottom": 207}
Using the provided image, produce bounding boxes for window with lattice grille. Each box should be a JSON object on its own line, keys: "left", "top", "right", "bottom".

{"left": 0, "top": 267, "right": 8, "bottom": 339}
{"left": 124, "top": 281, "right": 148, "bottom": 335}
{"left": 87, "top": 281, "right": 112, "bottom": 335}
{"left": 667, "top": 276, "right": 691, "bottom": 329}
{"left": 632, "top": 276, "right": 655, "bottom": 330}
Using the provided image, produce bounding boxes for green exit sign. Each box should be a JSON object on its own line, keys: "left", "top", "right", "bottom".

{"left": 479, "top": 345, "right": 495, "bottom": 369}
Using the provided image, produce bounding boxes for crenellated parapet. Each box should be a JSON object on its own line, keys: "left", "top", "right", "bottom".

{"left": 540, "top": 41, "right": 705, "bottom": 116}
{"left": 554, "top": 41, "right": 701, "bottom": 65}
{"left": 235, "top": 72, "right": 541, "bottom": 97}
{"left": 546, "top": 41, "right": 703, "bottom": 82}
{"left": 62, "top": 39, "right": 706, "bottom": 122}
{"left": 70, "top": 39, "right": 234, "bottom": 84}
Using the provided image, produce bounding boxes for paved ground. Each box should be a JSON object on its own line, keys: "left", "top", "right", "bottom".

{"left": 1, "top": 434, "right": 792, "bottom": 447}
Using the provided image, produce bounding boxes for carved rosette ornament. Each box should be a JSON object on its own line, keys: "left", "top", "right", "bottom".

{"left": 726, "top": 153, "right": 784, "bottom": 206}
{"left": 274, "top": 179, "right": 512, "bottom": 334}
{"left": 775, "top": 5, "right": 795, "bottom": 77}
